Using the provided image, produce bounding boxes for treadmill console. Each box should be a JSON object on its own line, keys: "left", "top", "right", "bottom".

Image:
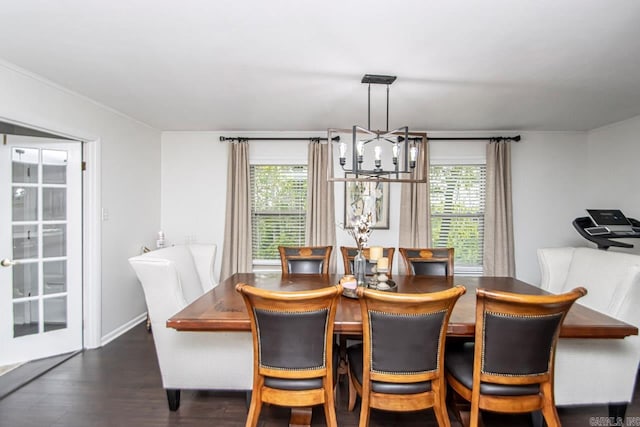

{"left": 573, "top": 211, "right": 640, "bottom": 250}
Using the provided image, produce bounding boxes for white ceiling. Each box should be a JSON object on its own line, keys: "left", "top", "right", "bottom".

{"left": 1, "top": 0, "right": 640, "bottom": 132}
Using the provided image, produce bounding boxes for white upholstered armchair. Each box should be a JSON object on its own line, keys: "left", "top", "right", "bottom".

{"left": 537, "top": 247, "right": 640, "bottom": 417}
{"left": 129, "top": 244, "right": 252, "bottom": 410}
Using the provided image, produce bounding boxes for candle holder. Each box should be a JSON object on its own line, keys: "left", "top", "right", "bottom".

{"left": 373, "top": 267, "right": 391, "bottom": 290}
{"left": 367, "top": 259, "right": 379, "bottom": 289}
{"left": 367, "top": 262, "right": 391, "bottom": 290}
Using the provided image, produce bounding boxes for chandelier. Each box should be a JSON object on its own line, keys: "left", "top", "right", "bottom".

{"left": 328, "top": 74, "right": 427, "bottom": 183}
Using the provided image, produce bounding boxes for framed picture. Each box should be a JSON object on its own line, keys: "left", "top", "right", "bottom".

{"left": 344, "top": 178, "right": 390, "bottom": 229}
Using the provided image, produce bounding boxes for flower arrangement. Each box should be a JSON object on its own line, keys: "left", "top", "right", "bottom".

{"left": 347, "top": 212, "right": 374, "bottom": 251}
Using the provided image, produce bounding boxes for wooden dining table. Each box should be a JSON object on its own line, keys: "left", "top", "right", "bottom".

{"left": 168, "top": 272, "right": 637, "bottom": 338}
{"left": 167, "top": 273, "right": 637, "bottom": 426}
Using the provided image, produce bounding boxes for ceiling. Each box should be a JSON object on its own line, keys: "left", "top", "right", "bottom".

{"left": 1, "top": 0, "right": 640, "bottom": 132}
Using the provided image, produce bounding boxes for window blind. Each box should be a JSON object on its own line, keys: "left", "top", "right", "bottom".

{"left": 250, "top": 165, "right": 308, "bottom": 261}
{"left": 430, "top": 165, "right": 486, "bottom": 271}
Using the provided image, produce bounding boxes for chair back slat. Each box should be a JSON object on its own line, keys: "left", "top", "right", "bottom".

{"left": 399, "top": 247, "right": 454, "bottom": 277}
{"left": 278, "top": 246, "right": 332, "bottom": 275}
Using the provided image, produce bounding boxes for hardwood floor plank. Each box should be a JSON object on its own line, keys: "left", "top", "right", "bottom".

{"left": 0, "top": 324, "right": 637, "bottom": 426}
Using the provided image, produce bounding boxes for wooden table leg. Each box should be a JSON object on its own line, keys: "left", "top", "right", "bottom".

{"left": 289, "top": 407, "right": 312, "bottom": 427}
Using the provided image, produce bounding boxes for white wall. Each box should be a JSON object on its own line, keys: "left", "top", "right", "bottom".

{"left": 510, "top": 132, "right": 587, "bottom": 283}
{"left": 161, "top": 130, "right": 593, "bottom": 285}
{"left": 161, "top": 132, "right": 313, "bottom": 279}
{"left": 0, "top": 62, "right": 161, "bottom": 341}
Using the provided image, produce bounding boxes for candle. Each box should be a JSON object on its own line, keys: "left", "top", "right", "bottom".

{"left": 377, "top": 256, "right": 389, "bottom": 271}
{"left": 369, "top": 246, "right": 383, "bottom": 261}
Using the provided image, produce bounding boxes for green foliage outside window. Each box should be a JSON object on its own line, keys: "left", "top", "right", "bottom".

{"left": 250, "top": 164, "right": 484, "bottom": 267}
{"left": 430, "top": 165, "right": 486, "bottom": 268}
{"left": 251, "top": 165, "right": 307, "bottom": 260}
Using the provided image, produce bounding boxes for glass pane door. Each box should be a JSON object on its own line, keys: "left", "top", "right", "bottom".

{"left": 11, "top": 148, "right": 70, "bottom": 337}
{"left": 1, "top": 136, "right": 82, "bottom": 366}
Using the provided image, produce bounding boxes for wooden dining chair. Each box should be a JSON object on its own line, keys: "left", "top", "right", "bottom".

{"left": 445, "top": 286, "right": 587, "bottom": 427}
{"left": 278, "top": 245, "right": 332, "bottom": 275}
{"left": 399, "top": 247, "right": 454, "bottom": 277}
{"left": 235, "top": 283, "right": 343, "bottom": 427}
{"left": 347, "top": 285, "right": 466, "bottom": 427}
{"left": 340, "top": 246, "right": 395, "bottom": 275}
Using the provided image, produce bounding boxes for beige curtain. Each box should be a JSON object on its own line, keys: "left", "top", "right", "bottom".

{"left": 483, "top": 140, "right": 515, "bottom": 277}
{"left": 220, "top": 141, "right": 252, "bottom": 281}
{"left": 398, "top": 135, "right": 431, "bottom": 273}
{"left": 305, "top": 140, "right": 336, "bottom": 270}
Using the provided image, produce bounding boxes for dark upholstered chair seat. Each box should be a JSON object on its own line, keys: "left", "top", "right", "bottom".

{"left": 264, "top": 348, "right": 339, "bottom": 390}
{"left": 264, "top": 377, "right": 324, "bottom": 391}
{"left": 347, "top": 344, "right": 432, "bottom": 395}
{"left": 446, "top": 343, "right": 540, "bottom": 397}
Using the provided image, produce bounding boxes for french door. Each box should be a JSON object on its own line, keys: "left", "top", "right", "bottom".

{"left": 0, "top": 135, "right": 83, "bottom": 365}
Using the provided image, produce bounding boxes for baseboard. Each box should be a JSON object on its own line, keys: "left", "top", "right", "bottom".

{"left": 100, "top": 312, "right": 147, "bottom": 347}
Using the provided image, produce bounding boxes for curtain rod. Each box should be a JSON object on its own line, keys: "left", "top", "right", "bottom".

{"left": 219, "top": 135, "right": 521, "bottom": 143}
{"left": 219, "top": 136, "right": 339, "bottom": 142}
{"left": 429, "top": 135, "right": 521, "bottom": 142}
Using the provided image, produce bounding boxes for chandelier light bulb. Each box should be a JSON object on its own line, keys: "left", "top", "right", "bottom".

{"left": 357, "top": 140, "right": 365, "bottom": 163}
{"left": 339, "top": 142, "right": 347, "bottom": 158}
{"left": 409, "top": 146, "right": 418, "bottom": 168}
{"left": 339, "top": 142, "right": 347, "bottom": 166}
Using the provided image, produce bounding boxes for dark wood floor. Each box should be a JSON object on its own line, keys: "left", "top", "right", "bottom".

{"left": 0, "top": 324, "right": 638, "bottom": 426}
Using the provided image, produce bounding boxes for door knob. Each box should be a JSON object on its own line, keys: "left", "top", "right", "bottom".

{"left": 1, "top": 258, "right": 16, "bottom": 267}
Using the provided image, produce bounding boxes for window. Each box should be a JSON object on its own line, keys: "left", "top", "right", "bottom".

{"left": 250, "top": 165, "right": 307, "bottom": 261}
{"left": 430, "top": 165, "right": 486, "bottom": 274}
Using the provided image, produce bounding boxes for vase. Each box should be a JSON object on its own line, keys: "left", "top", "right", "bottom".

{"left": 353, "top": 249, "right": 367, "bottom": 286}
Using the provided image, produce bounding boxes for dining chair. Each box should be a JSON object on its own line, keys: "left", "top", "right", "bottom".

{"left": 445, "top": 286, "right": 587, "bottom": 427}
{"left": 340, "top": 246, "right": 395, "bottom": 275}
{"left": 346, "top": 285, "right": 466, "bottom": 427}
{"left": 235, "top": 283, "right": 343, "bottom": 427}
{"left": 278, "top": 245, "right": 332, "bottom": 275}
{"left": 399, "top": 247, "right": 454, "bottom": 277}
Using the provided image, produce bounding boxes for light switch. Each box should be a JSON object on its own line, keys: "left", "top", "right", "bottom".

{"left": 102, "top": 208, "right": 109, "bottom": 221}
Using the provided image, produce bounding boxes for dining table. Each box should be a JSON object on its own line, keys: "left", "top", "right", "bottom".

{"left": 167, "top": 272, "right": 638, "bottom": 426}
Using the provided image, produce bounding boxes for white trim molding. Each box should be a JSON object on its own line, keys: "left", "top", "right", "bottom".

{"left": 82, "top": 139, "right": 102, "bottom": 349}
{"left": 100, "top": 313, "right": 147, "bottom": 347}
